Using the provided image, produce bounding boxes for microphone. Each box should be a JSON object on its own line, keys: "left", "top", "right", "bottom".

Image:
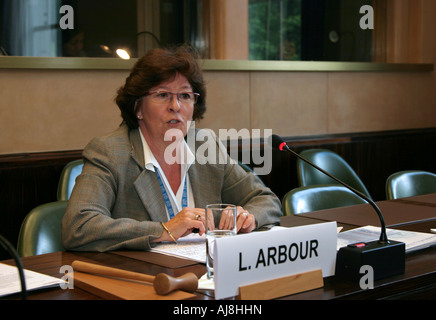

{"left": 271, "top": 134, "right": 405, "bottom": 280}
{"left": 272, "top": 134, "right": 388, "bottom": 241}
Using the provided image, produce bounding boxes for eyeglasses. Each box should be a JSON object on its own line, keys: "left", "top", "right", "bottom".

{"left": 146, "top": 91, "right": 200, "bottom": 105}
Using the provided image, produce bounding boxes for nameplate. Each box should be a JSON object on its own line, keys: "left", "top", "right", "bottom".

{"left": 214, "top": 222, "right": 337, "bottom": 300}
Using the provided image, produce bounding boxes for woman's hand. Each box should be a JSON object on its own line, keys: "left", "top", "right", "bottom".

{"left": 235, "top": 206, "right": 256, "bottom": 233}
{"left": 154, "top": 207, "right": 206, "bottom": 242}
{"left": 214, "top": 206, "right": 256, "bottom": 234}
{"left": 153, "top": 205, "right": 256, "bottom": 243}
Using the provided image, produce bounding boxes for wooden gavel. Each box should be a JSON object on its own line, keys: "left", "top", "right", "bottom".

{"left": 71, "top": 260, "right": 198, "bottom": 295}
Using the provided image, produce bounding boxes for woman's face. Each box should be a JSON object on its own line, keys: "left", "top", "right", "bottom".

{"left": 136, "top": 73, "right": 195, "bottom": 149}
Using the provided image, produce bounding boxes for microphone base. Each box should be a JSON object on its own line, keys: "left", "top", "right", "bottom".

{"left": 335, "top": 240, "right": 405, "bottom": 281}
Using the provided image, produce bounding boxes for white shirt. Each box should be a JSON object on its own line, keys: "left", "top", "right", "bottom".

{"left": 139, "top": 129, "right": 195, "bottom": 220}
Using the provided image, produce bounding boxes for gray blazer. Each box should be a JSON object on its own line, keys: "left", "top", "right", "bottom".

{"left": 61, "top": 124, "right": 282, "bottom": 252}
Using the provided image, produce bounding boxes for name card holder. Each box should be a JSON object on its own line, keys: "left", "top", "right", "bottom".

{"left": 237, "top": 268, "right": 323, "bottom": 300}
{"left": 214, "top": 222, "right": 337, "bottom": 299}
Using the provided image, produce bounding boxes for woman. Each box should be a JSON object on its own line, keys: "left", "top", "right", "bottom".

{"left": 62, "top": 46, "right": 282, "bottom": 252}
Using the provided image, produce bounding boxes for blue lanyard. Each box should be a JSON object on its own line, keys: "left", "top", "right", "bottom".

{"left": 155, "top": 167, "right": 188, "bottom": 219}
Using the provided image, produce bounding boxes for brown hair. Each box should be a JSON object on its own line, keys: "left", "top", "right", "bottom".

{"left": 115, "top": 45, "right": 206, "bottom": 129}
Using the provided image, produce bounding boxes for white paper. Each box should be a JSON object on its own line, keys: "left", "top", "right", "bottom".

{"left": 337, "top": 226, "right": 436, "bottom": 252}
{"left": 150, "top": 233, "right": 206, "bottom": 263}
{"left": 149, "top": 225, "right": 344, "bottom": 266}
{"left": 198, "top": 273, "right": 215, "bottom": 290}
{"left": 0, "top": 263, "right": 62, "bottom": 297}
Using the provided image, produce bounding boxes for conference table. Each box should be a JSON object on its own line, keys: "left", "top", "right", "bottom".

{"left": 2, "top": 194, "right": 435, "bottom": 301}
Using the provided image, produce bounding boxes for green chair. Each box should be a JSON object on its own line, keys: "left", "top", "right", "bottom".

{"left": 386, "top": 170, "right": 436, "bottom": 200}
{"left": 282, "top": 185, "right": 367, "bottom": 216}
{"left": 17, "top": 201, "right": 68, "bottom": 257}
{"left": 297, "top": 149, "right": 372, "bottom": 200}
{"left": 57, "top": 159, "right": 83, "bottom": 200}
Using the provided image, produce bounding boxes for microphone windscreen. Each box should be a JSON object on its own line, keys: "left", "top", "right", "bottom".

{"left": 271, "top": 134, "right": 286, "bottom": 150}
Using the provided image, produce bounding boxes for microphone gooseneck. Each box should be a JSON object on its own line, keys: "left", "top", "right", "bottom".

{"left": 271, "top": 134, "right": 389, "bottom": 244}
{"left": 0, "top": 234, "right": 27, "bottom": 299}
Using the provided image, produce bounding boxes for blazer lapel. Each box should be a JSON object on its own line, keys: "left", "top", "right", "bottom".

{"left": 130, "top": 129, "right": 167, "bottom": 222}
{"left": 188, "top": 128, "right": 223, "bottom": 209}
{"left": 134, "top": 170, "right": 167, "bottom": 222}
{"left": 189, "top": 162, "right": 223, "bottom": 209}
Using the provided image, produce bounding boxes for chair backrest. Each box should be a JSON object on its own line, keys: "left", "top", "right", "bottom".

{"left": 282, "top": 185, "right": 367, "bottom": 216}
{"left": 297, "top": 148, "right": 372, "bottom": 200}
{"left": 17, "top": 201, "right": 68, "bottom": 257}
{"left": 57, "top": 159, "right": 84, "bottom": 200}
{"left": 386, "top": 170, "right": 436, "bottom": 200}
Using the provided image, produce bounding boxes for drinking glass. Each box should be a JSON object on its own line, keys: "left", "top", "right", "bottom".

{"left": 205, "top": 204, "right": 237, "bottom": 280}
